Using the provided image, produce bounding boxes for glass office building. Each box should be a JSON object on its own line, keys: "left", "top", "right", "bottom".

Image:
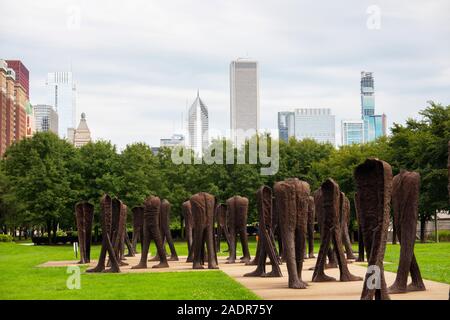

{"left": 277, "top": 111, "right": 295, "bottom": 142}
{"left": 341, "top": 120, "right": 364, "bottom": 145}
{"left": 294, "top": 108, "right": 335, "bottom": 145}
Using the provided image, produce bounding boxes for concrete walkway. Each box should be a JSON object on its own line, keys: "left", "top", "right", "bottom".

{"left": 39, "top": 255, "right": 449, "bottom": 300}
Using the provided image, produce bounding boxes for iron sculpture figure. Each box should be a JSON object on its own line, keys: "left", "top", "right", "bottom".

{"left": 190, "top": 192, "right": 218, "bottom": 269}
{"left": 131, "top": 206, "right": 144, "bottom": 254}
{"left": 312, "top": 179, "right": 362, "bottom": 283}
{"left": 225, "top": 196, "right": 251, "bottom": 264}
{"left": 355, "top": 158, "right": 392, "bottom": 300}
{"left": 244, "top": 186, "right": 282, "bottom": 278}
{"left": 87, "top": 195, "right": 121, "bottom": 273}
{"left": 274, "top": 178, "right": 309, "bottom": 289}
{"left": 132, "top": 196, "right": 169, "bottom": 269}
{"left": 215, "top": 203, "right": 231, "bottom": 254}
{"left": 388, "top": 170, "right": 426, "bottom": 294}
{"left": 74, "top": 201, "right": 94, "bottom": 264}
{"left": 340, "top": 192, "right": 356, "bottom": 260}
{"left": 182, "top": 200, "right": 194, "bottom": 263}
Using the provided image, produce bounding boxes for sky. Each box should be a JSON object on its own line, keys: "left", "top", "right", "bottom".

{"left": 1, "top": 0, "right": 449, "bottom": 149}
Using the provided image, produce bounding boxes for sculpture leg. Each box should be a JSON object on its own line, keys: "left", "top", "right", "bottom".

{"left": 226, "top": 224, "right": 237, "bottom": 264}
{"left": 165, "top": 227, "right": 179, "bottom": 261}
{"left": 331, "top": 226, "right": 362, "bottom": 282}
{"left": 246, "top": 235, "right": 261, "bottom": 266}
{"left": 206, "top": 225, "right": 218, "bottom": 269}
{"left": 85, "top": 207, "right": 93, "bottom": 263}
{"left": 294, "top": 226, "right": 307, "bottom": 286}
{"left": 407, "top": 254, "right": 426, "bottom": 291}
{"left": 150, "top": 223, "right": 169, "bottom": 268}
{"left": 283, "top": 229, "right": 306, "bottom": 289}
{"left": 104, "top": 233, "right": 121, "bottom": 273}
{"left": 239, "top": 226, "right": 251, "bottom": 263}
{"left": 132, "top": 224, "right": 150, "bottom": 269}
{"left": 326, "top": 247, "right": 338, "bottom": 268}
{"left": 307, "top": 221, "right": 315, "bottom": 258}
{"left": 357, "top": 224, "right": 365, "bottom": 262}
{"left": 342, "top": 224, "right": 356, "bottom": 260}
{"left": 312, "top": 229, "right": 335, "bottom": 282}
{"left": 193, "top": 227, "right": 205, "bottom": 269}
{"left": 87, "top": 238, "right": 107, "bottom": 272}
{"left": 186, "top": 226, "right": 194, "bottom": 263}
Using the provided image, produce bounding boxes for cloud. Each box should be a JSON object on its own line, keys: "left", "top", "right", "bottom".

{"left": 1, "top": 0, "right": 449, "bottom": 148}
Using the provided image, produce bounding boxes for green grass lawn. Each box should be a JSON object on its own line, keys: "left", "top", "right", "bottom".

{"left": 0, "top": 238, "right": 448, "bottom": 299}
{"left": 0, "top": 241, "right": 259, "bottom": 300}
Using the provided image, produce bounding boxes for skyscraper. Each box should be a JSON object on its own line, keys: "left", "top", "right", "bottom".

{"left": 69, "top": 113, "right": 91, "bottom": 147}
{"left": 278, "top": 111, "right": 295, "bottom": 142}
{"left": 0, "top": 59, "right": 29, "bottom": 156}
{"left": 5, "top": 60, "right": 29, "bottom": 99}
{"left": 46, "top": 71, "right": 76, "bottom": 139}
{"left": 34, "top": 104, "right": 58, "bottom": 134}
{"left": 341, "top": 119, "right": 364, "bottom": 145}
{"left": 230, "top": 59, "right": 259, "bottom": 145}
{"left": 294, "top": 108, "right": 335, "bottom": 145}
{"left": 360, "top": 71, "right": 387, "bottom": 142}
{"left": 188, "top": 91, "right": 209, "bottom": 155}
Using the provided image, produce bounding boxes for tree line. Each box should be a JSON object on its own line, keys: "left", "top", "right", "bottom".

{"left": 0, "top": 102, "right": 448, "bottom": 243}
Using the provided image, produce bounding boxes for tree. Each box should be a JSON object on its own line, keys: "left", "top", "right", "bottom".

{"left": 3, "top": 132, "right": 77, "bottom": 243}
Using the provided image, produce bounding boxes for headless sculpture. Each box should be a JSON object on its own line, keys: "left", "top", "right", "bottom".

{"left": 274, "top": 178, "right": 309, "bottom": 289}
{"left": 131, "top": 206, "right": 144, "bottom": 254}
{"left": 388, "top": 170, "right": 426, "bottom": 294}
{"left": 226, "top": 196, "right": 251, "bottom": 264}
{"left": 215, "top": 203, "right": 231, "bottom": 253}
{"left": 244, "top": 186, "right": 282, "bottom": 278}
{"left": 87, "top": 195, "right": 121, "bottom": 273}
{"left": 305, "top": 196, "right": 315, "bottom": 259}
{"left": 355, "top": 158, "right": 392, "bottom": 300}
{"left": 313, "top": 188, "right": 337, "bottom": 269}
{"left": 74, "top": 201, "right": 94, "bottom": 264}
{"left": 156, "top": 199, "right": 178, "bottom": 261}
{"left": 182, "top": 200, "right": 194, "bottom": 263}
{"left": 110, "top": 201, "right": 129, "bottom": 266}
{"left": 312, "top": 179, "right": 362, "bottom": 283}
{"left": 132, "top": 196, "right": 169, "bottom": 269}
{"left": 340, "top": 192, "right": 356, "bottom": 260}
{"left": 190, "top": 192, "right": 218, "bottom": 269}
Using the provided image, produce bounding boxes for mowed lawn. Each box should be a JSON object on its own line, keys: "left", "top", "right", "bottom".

{"left": 0, "top": 241, "right": 260, "bottom": 300}
{"left": 0, "top": 238, "right": 449, "bottom": 299}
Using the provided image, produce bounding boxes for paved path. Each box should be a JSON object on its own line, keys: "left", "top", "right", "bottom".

{"left": 39, "top": 255, "right": 449, "bottom": 300}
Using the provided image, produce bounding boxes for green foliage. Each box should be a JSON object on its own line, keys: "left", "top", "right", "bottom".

{"left": 0, "top": 234, "right": 13, "bottom": 242}
{"left": 428, "top": 230, "right": 450, "bottom": 242}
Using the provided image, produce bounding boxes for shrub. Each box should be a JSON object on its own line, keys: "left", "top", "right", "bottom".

{"left": 427, "top": 230, "right": 450, "bottom": 242}
{"left": 0, "top": 234, "right": 13, "bottom": 242}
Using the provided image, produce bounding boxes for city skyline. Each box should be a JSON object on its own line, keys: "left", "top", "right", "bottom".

{"left": 1, "top": 1, "right": 449, "bottom": 149}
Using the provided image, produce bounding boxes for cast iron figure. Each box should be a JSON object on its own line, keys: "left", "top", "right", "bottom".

{"left": 215, "top": 203, "right": 231, "bottom": 254}
{"left": 340, "top": 192, "right": 356, "bottom": 260}
{"left": 190, "top": 192, "right": 218, "bottom": 269}
{"left": 182, "top": 200, "right": 194, "bottom": 262}
{"left": 244, "top": 186, "right": 282, "bottom": 278}
{"left": 87, "top": 195, "right": 121, "bottom": 273}
{"left": 306, "top": 196, "right": 315, "bottom": 259}
{"left": 312, "top": 179, "right": 362, "bottom": 283}
{"left": 274, "top": 178, "right": 309, "bottom": 289}
{"left": 355, "top": 158, "right": 392, "bottom": 300}
{"left": 110, "top": 200, "right": 128, "bottom": 266}
{"left": 74, "top": 201, "right": 94, "bottom": 264}
{"left": 388, "top": 170, "right": 426, "bottom": 294}
{"left": 158, "top": 199, "right": 178, "bottom": 261}
{"left": 226, "top": 196, "right": 251, "bottom": 264}
{"left": 131, "top": 206, "right": 144, "bottom": 254}
{"left": 132, "top": 196, "right": 169, "bottom": 269}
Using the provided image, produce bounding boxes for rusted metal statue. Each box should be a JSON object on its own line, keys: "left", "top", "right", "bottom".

{"left": 131, "top": 206, "right": 144, "bottom": 254}
{"left": 306, "top": 196, "right": 315, "bottom": 259}
{"left": 190, "top": 192, "right": 218, "bottom": 269}
{"left": 355, "top": 158, "right": 392, "bottom": 300}
{"left": 355, "top": 193, "right": 365, "bottom": 262}
{"left": 215, "top": 203, "right": 231, "bottom": 253}
{"left": 340, "top": 192, "right": 356, "bottom": 260}
{"left": 274, "top": 178, "right": 309, "bottom": 289}
{"left": 74, "top": 201, "right": 94, "bottom": 264}
{"left": 182, "top": 200, "right": 194, "bottom": 262}
{"left": 312, "top": 179, "right": 362, "bottom": 283}
{"left": 132, "top": 196, "right": 169, "bottom": 269}
{"left": 225, "top": 196, "right": 251, "bottom": 264}
{"left": 388, "top": 170, "right": 426, "bottom": 294}
{"left": 313, "top": 188, "right": 337, "bottom": 269}
{"left": 244, "top": 186, "right": 282, "bottom": 278}
{"left": 87, "top": 195, "right": 121, "bottom": 273}
{"left": 159, "top": 199, "right": 179, "bottom": 261}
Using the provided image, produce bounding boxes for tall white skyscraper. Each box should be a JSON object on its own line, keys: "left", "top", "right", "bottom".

{"left": 230, "top": 59, "right": 259, "bottom": 145}
{"left": 188, "top": 91, "right": 209, "bottom": 155}
{"left": 294, "top": 108, "right": 335, "bottom": 145}
{"left": 46, "top": 71, "right": 76, "bottom": 138}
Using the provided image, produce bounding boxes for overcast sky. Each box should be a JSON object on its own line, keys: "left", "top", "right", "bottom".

{"left": 1, "top": 0, "right": 449, "bottom": 149}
